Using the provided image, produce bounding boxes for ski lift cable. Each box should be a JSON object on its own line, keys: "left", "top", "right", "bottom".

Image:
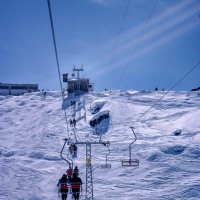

{"left": 117, "top": 0, "right": 159, "bottom": 90}
{"left": 104, "top": 0, "right": 159, "bottom": 165}
{"left": 47, "top": 0, "right": 63, "bottom": 97}
{"left": 127, "top": 59, "right": 200, "bottom": 130}
{"left": 121, "top": 59, "right": 200, "bottom": 167}
{"left": 47, "top": 0, "right": 70, "bottom": 137}
{"left": 47, "top": 0, "right": 73, "bottom": 165}
{"left": 109, "top": 0, "right": 131, "bottom": 65}
{"left": 103, "top": 0, "right": 132, "bottom": 90}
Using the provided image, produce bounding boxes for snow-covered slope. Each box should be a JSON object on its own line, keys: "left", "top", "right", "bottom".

{"left": 0, "top": 90, "right": 200, "bottom": 200}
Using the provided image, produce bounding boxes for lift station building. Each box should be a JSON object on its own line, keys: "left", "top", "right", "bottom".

{"left": 0, "top": 83, "right": 39, "bottom": 96}
{"left": 63, "top": 66, "right": 94, "bottom": 95}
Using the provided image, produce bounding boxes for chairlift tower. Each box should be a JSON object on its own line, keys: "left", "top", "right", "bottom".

{"left": 86, "top": 143, "right": 93, "bottom": 200}
{"left": 63, "top": 139, "right": 109, "bottom": 200}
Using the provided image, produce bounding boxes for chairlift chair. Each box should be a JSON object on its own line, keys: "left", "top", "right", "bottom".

{"left": 60, "top": 138, "right": 73, "bottom": 169}
{"left": 121, "top": 159, "right": 139, "bottom": 167}
{"left": 58, "top": 182, "right": 83, "bottom": 200}
{"left": 101, "top": 143, "right": 111, "bottom": 169}
{"left": 121, "top": 127, "right": 139, "bottom": 167}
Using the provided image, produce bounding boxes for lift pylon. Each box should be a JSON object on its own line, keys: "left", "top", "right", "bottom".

{"left": 63, "top": 139, "right": 110, "bottom": 200}
{"left": 86, "top": 143, "right": 93, "bottom": 200}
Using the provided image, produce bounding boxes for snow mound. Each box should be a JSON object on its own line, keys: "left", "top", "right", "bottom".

{"left": 161, "top": 145, "right": 186, "bottom": 155}
{"left": 173, "top": 129, "right": 182, "bottom": 136}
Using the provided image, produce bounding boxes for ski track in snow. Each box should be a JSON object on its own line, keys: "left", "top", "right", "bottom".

{"left": 0, "top": 90, "right": 200, "bottom": 200}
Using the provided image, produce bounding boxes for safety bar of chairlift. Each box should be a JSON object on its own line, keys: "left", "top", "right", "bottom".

{"left": 60, "top": 139, "right": 73, "bottom": 169}
{"left": 121, "top": 127, "right": 139, "bottom": 167}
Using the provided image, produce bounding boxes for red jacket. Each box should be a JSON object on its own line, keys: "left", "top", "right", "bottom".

{"left": 66, "top": 168, "right": 72, "bottom": 177}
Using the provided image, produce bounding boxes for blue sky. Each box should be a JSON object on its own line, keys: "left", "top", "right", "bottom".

{"left": 0, "top": 0, "right": 200, "bottom": 91}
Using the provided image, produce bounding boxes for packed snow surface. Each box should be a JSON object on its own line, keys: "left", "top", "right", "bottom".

{"left": 0, "top": 90, "right": 200, "bottom": 200}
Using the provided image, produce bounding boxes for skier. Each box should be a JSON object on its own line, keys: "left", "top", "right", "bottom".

{"left": 72, "top": 145, "right": 78, "bottom": 158}
{"left": 57, "top": 174, "right": 70, "bottom": 200}
{"left": 73, "top": 166, "right": 79, "bottom": 176}
{"left": 70, "top": 173, "right": 82, "bottom": 200}
{"left": 73, "top": 119, "right": 76, "bottom": 127}
{"left": 69, "top": 144, "right": 78, "bottom": 158}
{"left": 69, "top": 144, "right": 74, "bottom": 155}
{"left": 69, "top": 119, "right": 73, "bottom": 127}
{"left": 44, "top": 91, "right": 47, "bottom": 97}
{"left": 73, "top": 100, "right": 76, "bottom": 107}
{"left": 66, "top": 167, "right": 73, "bottom": 179}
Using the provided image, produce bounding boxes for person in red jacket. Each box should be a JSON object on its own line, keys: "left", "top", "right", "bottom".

{"left": 57, "top": 174, "right": 70, "bottom": 200}
{"left": 70, "top": 173, "right": 82, "bottom": 200}
{"left": 66, "top": 167, "right": 72, "bottom": 179}
{"left": 73, "top": 166, "right": 79, "bottom": 176}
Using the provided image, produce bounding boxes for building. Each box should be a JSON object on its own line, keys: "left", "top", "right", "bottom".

{"left": 63, "top": 66, "right": 94, "bottom": 95}
{"left": 0, "top": 83, "right": 39, "bottom": 96}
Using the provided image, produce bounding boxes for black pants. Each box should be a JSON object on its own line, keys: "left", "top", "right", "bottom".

{"left": 72, "top": 189, "right": 80, "bottom": 200}
{"left": 60, "top": 189, "right": 68, "bottom": 200}
{"left": 62, "top": 193, "right": 67, "bottom": 200}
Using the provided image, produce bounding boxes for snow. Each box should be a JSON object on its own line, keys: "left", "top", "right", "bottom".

{"left": 0, "top": 90, "right": 200, "bottom": 200}
{"left": 87, "top": 99, "right": 110, "bottom": 122}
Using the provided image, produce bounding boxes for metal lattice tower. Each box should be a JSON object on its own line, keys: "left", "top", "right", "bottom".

{"left": 66, "top": 141, "right": 109, "bottom": 200}
{"left": 61, "top": 82, "right": 109, "bottom": 199}
{"left": 86, "top": 143, "right": 93, "bottom": 200}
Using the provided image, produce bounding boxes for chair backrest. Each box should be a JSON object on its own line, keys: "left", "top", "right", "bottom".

{"left": 60, "top": 183, "right": 69, "bottom": 190}
{"left": 101, "top": 164, "right": 111, "bottom": 169}
{"left": 71, "top": 182, "right": 81, "bottom": 189}
{"left": 121, "top": 159, "right": 139, "bottom": 167}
